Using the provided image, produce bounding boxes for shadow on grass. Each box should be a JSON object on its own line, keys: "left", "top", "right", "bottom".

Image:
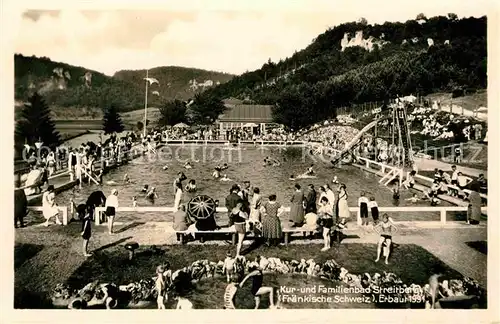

{"left": 114, "top": 222, "right": 145, "bottom": 234}
{"left": 14, "top": 244, "right": 44, "bottom": 269}
{"left": 14, "top": 289, "right": 53, "bottom": 309}
{"left": 465, "top": 241, "right": 487, "bottom": 255}
{"left": 92, "top": 236, "right": 133, "bottom": 253}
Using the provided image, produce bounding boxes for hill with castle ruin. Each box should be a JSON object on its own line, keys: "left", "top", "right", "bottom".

{"left": 204, "top": 14, "right": 486, "bottom": 129}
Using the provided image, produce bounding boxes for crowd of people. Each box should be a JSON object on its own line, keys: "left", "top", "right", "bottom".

{"left": 408, "top": 106, "right": 485, "bottom": 142}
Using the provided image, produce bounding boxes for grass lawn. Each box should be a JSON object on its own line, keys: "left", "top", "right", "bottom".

{"left": 14, "top": 242, "right": 465, "bottom": 309}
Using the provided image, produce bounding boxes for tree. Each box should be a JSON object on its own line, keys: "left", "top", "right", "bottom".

{"left": 15, "top": 92, "right": 61, "bottom": 148}
{"left": 416, "top": 13, "right": 427, "bottom": 20}
{"left": 189, "top": 93, "right": 226, "bottom": 124}
{"left": 159, "top": 100, "right": 187, "bottom": 126}
{"left": 358, "top": 17, "right": 368, "bottom": 25}
{"left": 447, "top": 13, "right": 458, "bottom": 20}
{"left": 102, "top": 104, "right": 124, "bottom": 134}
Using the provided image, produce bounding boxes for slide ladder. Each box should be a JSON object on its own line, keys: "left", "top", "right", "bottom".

{"left": 331, "top": 116, "right": 389, "bottom": 166}
{"left": 81, "top": 168, "right": 100, "bottom": 186}
{"left": 395, "top": 104, "right": 413, "bottom": 167}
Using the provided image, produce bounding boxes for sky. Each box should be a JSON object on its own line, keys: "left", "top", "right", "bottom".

{"left": 12, "top": 0, "right": 491, "bottom": 76}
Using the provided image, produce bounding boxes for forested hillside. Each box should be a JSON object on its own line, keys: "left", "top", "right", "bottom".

{"left": 14, "top": 55, "right": 234, "bottom": 112}
{"left": 203, "top": 14, "right": 486, "bottom": 129}
{"left": 113, "top": 67, "right": 234, "bottom": 104}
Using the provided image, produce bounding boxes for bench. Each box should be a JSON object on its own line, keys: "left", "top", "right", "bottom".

{"left": 282, "top": 227, "right": 344, "bottom": 245}
{"left": 175, "top": 227, "right": 240, "bottom": 245}
{"left": 175, "top": 224, "right": 344, "bottom": 246}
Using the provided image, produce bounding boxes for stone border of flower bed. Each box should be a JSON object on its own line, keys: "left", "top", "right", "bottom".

{"left": 51, "top": 256, "right": 485, "bottom": 309}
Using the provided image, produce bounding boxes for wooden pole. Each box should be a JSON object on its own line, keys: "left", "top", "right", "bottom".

{"left": 143, "top": 70, "right": 149, "bottom": 138}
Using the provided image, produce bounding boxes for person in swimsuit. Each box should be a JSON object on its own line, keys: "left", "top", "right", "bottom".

{"left": 155, "top": 265, "right": 167, "bottom": 309}
{"left": 231, "top": 202, "right": 248, "bottom": 256}
{"left": 81, "top": 204, "right": 93, "bottom": 257}
{"left": 239, "top": 265, "right": 275, "bottom": 309}
{"left": 145, "top": 187, "right": 158, "bottom": 204}
{"left": 223, "top": 251, "right": 236, "bottom": 283}
{"left": 374, "top": 214, "right": 398, "bottom": 264}
{"left": 318, "top": 197, "right": 334, "bottom": 251}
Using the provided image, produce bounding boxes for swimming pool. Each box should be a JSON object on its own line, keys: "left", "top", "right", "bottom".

{"left": 56, "top": 145, "right": 452, "bottom": 222}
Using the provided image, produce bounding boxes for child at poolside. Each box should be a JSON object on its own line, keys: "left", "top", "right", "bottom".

{"left": 155, "top": 265, "right": 166, "bottom": 309}
{"left": 81, "top": 205, "right": 92, "bottom": 257}
{"left": 358, "top": 191, "right": 369, "bottom": 226}
{"left": 223, "top": 251, "right": 236, "bottom": 283}
{"left": 368, "top": 197, "right": 379, "bottom": 224}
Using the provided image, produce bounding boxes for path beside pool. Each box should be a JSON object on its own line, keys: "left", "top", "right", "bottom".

{"left": 15, "top": 221, "right": 488, "bottom": 297}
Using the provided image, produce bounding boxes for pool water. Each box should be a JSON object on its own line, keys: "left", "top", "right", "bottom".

{"left": 56, "top": 145, "right": 451, "bottom": 223}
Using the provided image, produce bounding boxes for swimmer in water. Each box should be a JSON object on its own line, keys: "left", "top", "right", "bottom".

{"left": 332, "top": 176, "right": 339, "bottom": 184}
{"left": 141, "top": 185, "right": 149, "bottom": 193}
{"left": 289, "top": 175, "right": 296, "bottom": 181}
{"left": 406, "top": 193, "right": 419, "bottom": 203}
{"left": 146, "top": 187, "right": 158, "bottom": 203}
{"left": 213, "top": 166, "right": 221, "bottom": 178}
{"left": 132, "top": 196, "right": 137, "bottom": 207}
{"left": 306, "top": 164, "right": 315, "bottom": 176}
{"left": 162, "top": 165, "right": 169, "bottom": 170}
{"left": 123, "top": 174, "right": 130, "bottom": 183}
{"left": 220, "top": 174, "right": 232, "bottom": 182}
{"left": 185, "top": 179, "right": 197, "bottom": 193}
{"left": 221, "top": 163, "right": 229, "bottom": 170}
{"left": 184, "top": 161, "right": 192, "bottom": 169}
{"left": 105, "top": 180, "right": 118, "bottom": 185}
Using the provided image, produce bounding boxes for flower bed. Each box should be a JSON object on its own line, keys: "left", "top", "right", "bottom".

{"left": 52, "top": 255, "right": 485, "bottom": 309}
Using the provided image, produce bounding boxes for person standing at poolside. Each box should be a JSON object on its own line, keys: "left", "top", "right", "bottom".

{"left": 173, "top": 182, "right": 183, "bottom": 212}
{"left": 81, "top": 205, "right": 93, "bottom": 257}
{"left": 231, "top": 202, "right": 248, "bottom": 256}
{"left": 15, "top": 188, "right": 27, "bottom": 228}
{"left": 173, "top": 172, "right": 187, "bottom": 195}
{"left": 336, "top": 184, "right": 350, "bottom": 222}
{"left": 42, "top": 185, "right": 62, "bottom": 226}
{"left": 304, "top": 184, "right": 317, "bottom": 215}
{"left": 318, "top": 197, "right": 334, "bottom": 251}
{"left": 325, "top": 184, "right": 336, "bottom": 212}
{"left": 467, "top": 184, "right": 481, "bottom": 225}
{"left": 261, "top": 194, "right": 283, "bottom": 247}
{"left": 374, "top": 214, "right": 398, "bottom": 264}
{"left": 239, "top": 264, "right": 275, "bottom": 309}
{"left": 289, "top": 184, "right": 305, "bottom": 227}
{"left": 238, "top": 181, "right": 252, "bottom": 214}
{"left": 225, "top": 185, "right": 241, "bottom": 226}
{"left": 358, "top": 191, "right": 369, "bottom": 226}
{"left": 104, "top": 189, "right": 119, "bottom": 234}
{"left": 249, "top": 187, "right": 262, "bottom": 224}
